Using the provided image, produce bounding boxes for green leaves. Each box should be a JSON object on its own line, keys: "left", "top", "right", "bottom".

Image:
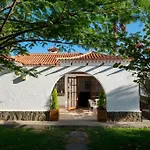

{"left": 51, "top": 88, "right": 59, "bottom": 110}
{"left": 98, "top": 91, "right": 106, "bottom": 109}
{"left": 113, "top": 63, "right": 121, "bottom": 68}
{"left": 0, "top": 0, "right": 149, "bottom": 80}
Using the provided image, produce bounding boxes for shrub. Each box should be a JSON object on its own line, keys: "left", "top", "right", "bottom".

{"left": 50, "top": 88, "right": 59, "bottom": 110}
{"left": 97, "top": 91, "right": 106, "bottom": 110}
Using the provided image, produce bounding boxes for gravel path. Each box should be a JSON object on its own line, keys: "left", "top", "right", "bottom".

{"left": 66, "top": 130, "right": 89, "bottom": 150}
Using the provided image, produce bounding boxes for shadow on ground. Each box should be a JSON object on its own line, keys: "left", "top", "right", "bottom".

{"left": 0, "top": 124, "right": 150, "bottom": 150}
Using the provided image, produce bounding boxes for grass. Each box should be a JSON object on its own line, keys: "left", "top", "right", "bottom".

{"left": 0, "top": 126, "right": 150, "bottom": 150}
{"left": 0, "top": 126, "right": 70, "bottom": 150}
{"left": 87, "top": 127, "right": 150, "bottom": 150}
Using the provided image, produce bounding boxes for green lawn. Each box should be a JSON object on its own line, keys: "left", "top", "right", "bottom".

{"left": 0, "top": 126, "right": 69, "bottom": 150}
{"left": 87, "top": 127, "right": 150, "bottom": 150}
{"left": 0, "top": 126, "right": 150, "bottom": 150}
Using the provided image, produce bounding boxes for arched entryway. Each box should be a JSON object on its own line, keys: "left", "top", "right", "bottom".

{"left": 52, "top": 71, "right": 105, "bottom": 120}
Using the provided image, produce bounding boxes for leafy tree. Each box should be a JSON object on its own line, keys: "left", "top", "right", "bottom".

{"left": 113, "top": 20, "right": 150, "bottom": 102}
{"left": 0, "top": 1, "right": 144, "bottom": 68}
{"left": 0, "top": 0, "right": 150, "bottom": 96}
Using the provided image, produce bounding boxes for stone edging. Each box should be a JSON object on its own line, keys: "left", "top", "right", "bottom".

{"left": 0, "top": 111, "right": 142, "bottom": 122}
{"left": 107, "top": 112, "right": 142, "bottom": 122}
{"left": 0, "top": 111, "right": 49, "bottom": 121}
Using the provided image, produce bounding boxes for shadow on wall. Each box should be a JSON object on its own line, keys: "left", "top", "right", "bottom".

{"left": 45, "top": 96, "right": 51, "bottom": 111}
{"left": 107, "top": 85, "right": 139, "bottom": 111}
{"left": 0, "top": 66, "right": 39, "bottom": 77}
{"left": 45, "top": 66, "right": 70, "bottom": 76}
{"left": 13, "top": 76, "right": 24, "bottom": 84}
{"left": 36, "top": 66, "right": 55, "bottom": 74}
{"left": 46, "top": 66, "right": 87, "bottom": 76}
{"left": 93, "top": 66, "right": 113, "bottom": 75}
{"left": 85, "top": 65, "right": 101, "bottom": 73}
{"left": 107, "top": 69, "right": 124, "bottom": 76}
{"left": 61, "top": 66, "right": 86, "bottom": 76}
{"left": 12, "top": 66, "right": 40, "bottom": 84}
{"left": 107, "top": 85, "right": 142, "bottom": 122}
{"left": 0, "top": 70, "right": 11, "bottom": 76}
{"left": 0, "top": 69, "right": 26, "bottom": 84}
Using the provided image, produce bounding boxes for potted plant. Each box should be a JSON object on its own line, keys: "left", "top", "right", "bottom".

{"left": 50, "top": 88, "right": 59, "bottom": 121}
{"left": 97, "top": 91, "right": 107, "bottom": 122}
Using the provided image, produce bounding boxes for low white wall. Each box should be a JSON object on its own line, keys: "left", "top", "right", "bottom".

{"left": 0, "top": 65, "right": 140, "bottom": 112}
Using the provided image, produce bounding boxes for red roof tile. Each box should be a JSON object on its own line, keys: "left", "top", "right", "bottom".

{"left": 15, "top": 53, "right": 82, "bottom": 66}
{"left": 58, "top": 51, "right": 125, "bottom": 61}
{"left": 14, "top": 51, "right": 128, "bottom": 66}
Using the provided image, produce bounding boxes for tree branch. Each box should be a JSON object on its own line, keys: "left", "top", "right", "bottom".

{"left": 0, "top": 0, "right": 18, "bottom": 33}
{"left": 82, "top": 7, "right": 131, "bottom": 15}
{"left": 95, "top": 0, "right": 125, "bottom": 6}
{"left": 0, "top": 18, "right": 35, "bottom": 24}
{"left": 0, "top": 12, "right": 76, "bottom": 47}
{"left": 1, "top": 39, "right": 81, "bottom": 50}
{"left": 0, "top": 21, "right": 50, "bottom": 42}
{"left": 0, "top": 24, "right": 49, "bottom": 48}
{"left": 0, "top": 1, "right": 21, "bottom": 14}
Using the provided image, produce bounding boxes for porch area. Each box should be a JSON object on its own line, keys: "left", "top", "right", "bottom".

{"left": 57, "top": 72, "right": 104, "bottom": 121}
{"left": 56, "top": 72, "right": 103, "bottom": 111}
{"left": 59, "top": 108, "right": 97, "bottom": 120}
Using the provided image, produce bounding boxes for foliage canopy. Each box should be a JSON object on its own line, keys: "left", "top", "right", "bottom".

{"left": 0, "top": 0, "right": 150, "bottom": 96}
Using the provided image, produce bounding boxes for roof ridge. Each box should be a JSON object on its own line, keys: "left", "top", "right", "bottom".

{"left": 15, "top": 52, "right": 82, "bottom": 57}
{"left": 57, "top": 51, "right": 93, "bottom": 60}
{"left": 29, "top": 52, "right": 82, "bottom": 55}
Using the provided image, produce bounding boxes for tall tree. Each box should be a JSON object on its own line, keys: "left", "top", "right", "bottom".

{"left": 0, "top": 0, "right": 149, "bottom": 79}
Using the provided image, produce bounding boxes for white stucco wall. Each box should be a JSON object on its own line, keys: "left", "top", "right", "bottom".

{"left": 0, "top": 64, "right": 140, "bottom": 112}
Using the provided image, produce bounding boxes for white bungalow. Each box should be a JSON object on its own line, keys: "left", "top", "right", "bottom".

{"left": 0, "top": 47, "right": 141, "bottom": 121}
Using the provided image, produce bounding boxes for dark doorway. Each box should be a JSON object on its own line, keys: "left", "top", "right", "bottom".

{"left": 78, "top": 92, "right": 91, "bottom": 108}
{"left": 76, "top": 75, "right": 103, "bottom": 109}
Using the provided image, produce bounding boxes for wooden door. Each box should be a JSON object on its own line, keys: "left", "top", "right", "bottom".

{"left": 67, "top": 77, "right": 77, "bottom": 110}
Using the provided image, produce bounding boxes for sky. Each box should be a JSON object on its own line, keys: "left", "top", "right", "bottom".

{"left": 28, "top": 21, "right": 144, "bottom": 54}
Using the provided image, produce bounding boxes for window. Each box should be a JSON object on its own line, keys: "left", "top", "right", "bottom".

{"left": 85, "top": 80, "right": 91, "bottom": 90}
{"left": 55, "top": 77, "right": 65, "bottom": 96}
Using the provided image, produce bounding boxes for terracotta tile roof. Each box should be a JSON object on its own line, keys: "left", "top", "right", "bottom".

{"left": 15, "top": 53, "right": 82, "bottom": 66}
{"left": 58, "top": 51, "right": 126, "bottom": 61}
{"left": 14, "top": 51, "right": 129, "bottom": 66}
